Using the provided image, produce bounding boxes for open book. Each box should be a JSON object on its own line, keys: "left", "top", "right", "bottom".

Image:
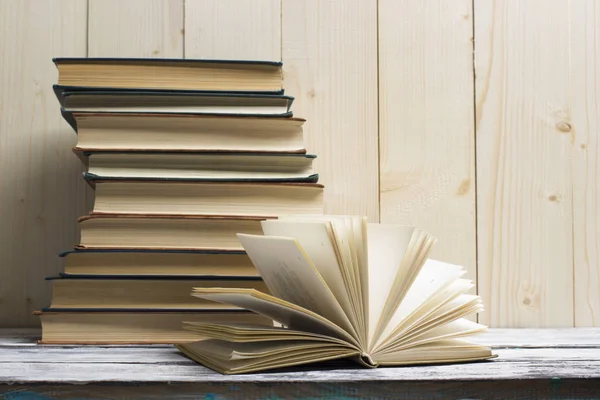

{"left": 177, "top": 215, "right": 494, "bottom": 374}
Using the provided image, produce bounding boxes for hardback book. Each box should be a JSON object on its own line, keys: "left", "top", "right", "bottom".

{"left": 60, "top": 249, "right": 259, "bottom": 277}
{"left": 36, "top": 310, "right": 271, "bottom": 344}
{"left": 46, "top": 275, "right": 267, "bottom": 310}
{"left": 176, "top": 215, "right": 494, "bottom": 374}
{"left": 76, "top": 214, "right": 266, "bottom": 251}
{"left": 76, "top": 151, "right": 317, "bottom": 182}
{"left": 52, "top": 58, "right": 283, "bottom": 93}
{"left": 85, "top": 180, "right": 324, "bottom": 217}
{"left": 53, "top": 86, "right": 293, "bottom": 115}
{"left": 63, "top": 112, "right": 306, "bottom": 153}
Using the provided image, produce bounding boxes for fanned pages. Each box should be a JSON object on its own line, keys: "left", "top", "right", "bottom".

{"left": 177, "top": 215, "right": 495, "bottom": 374}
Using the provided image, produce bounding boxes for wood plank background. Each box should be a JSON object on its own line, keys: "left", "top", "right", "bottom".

{"left": 0, "top": 0, "right": 597, "bottom": 328}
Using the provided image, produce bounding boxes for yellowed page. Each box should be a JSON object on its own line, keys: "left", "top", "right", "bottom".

{"left": 378, "top": 278, "right": 474, "bottom": 346}
{"left": 366, "top": 224, "right": 415, "bottom": 346}
{"left": 237, "top": 234, "right": 359, "bottom": 340}
{"left": 378, "top": 318, "right": 486, "bottom": 354}
{"left": 191, "top": 288, "right": 360, "bottom": 348}
{"left": 275, "top": 215, "right": 367, "bottom": 343}
{"left": 374, "top": 339, "right": 493, "bottom": 365}
{"left": 183, "top": 322, "right": 352, "bottom": 346}
{"left": 374, "top": 259, "right": 465, "bottom": 349}
{"left": 259, "top": 220, "right": 357, "bottom": 328}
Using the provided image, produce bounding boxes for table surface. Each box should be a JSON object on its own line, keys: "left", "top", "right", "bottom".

{"left": 1, "top": 328, "right": 600, "bottom": 399}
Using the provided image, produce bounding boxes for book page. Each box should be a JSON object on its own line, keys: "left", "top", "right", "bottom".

{"left": 373, "top": 339, "right": 493, "bottom": 365}
{"left": 377, "top": 318, "right": 486, "bottom": 354}
{"left": 378, "top": 278, "right": 474, "bottom": 346}
{"left": 190, "top": 288, "right": 360, "bottom": 347}
{"left": 179, "top": 339, "right": 359, "bottom": 374}
{"left": 274, "top": 215, "right": 367, "bottom": 344}
{"left": 370, "top": 230, "right": 436, "bottom": 349}
{"left": 260, "top": 220, "right": 358, "bottom": 330}
{"left": 366, "top": 224, "right": 415, "bottom": 347}
{"left": 237, "top": 234, "right": 359, "bottom": 341}
{"left": 373, "top": 259, "right": 465, "bottom": 350}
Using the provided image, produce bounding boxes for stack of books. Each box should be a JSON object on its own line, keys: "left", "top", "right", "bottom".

{"left": 37, "top": 58, "right": 324, "bottom": 344}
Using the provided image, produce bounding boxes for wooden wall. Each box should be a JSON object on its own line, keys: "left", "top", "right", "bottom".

{"left": 0, "top": 0, "right": 597, "bottom": 328}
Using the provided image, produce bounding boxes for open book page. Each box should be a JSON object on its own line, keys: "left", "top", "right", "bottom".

{"left": 382, "top": 293, "right": 483, "bottom": 352}
{"left": 273, "top": 215, "right": 367, "bottom": 344}
{"left": 372, "top": 259, "right": 466, "bottom": 350}
{"left": 353, "top": 217, "right": 369, "bottom": 341}
{"left": 182, "top": 322, "right": 354, "bottom": 346}
{"left": 375, "top": 318, "right": 487, "bottom": 354}
{"left": 259, "top": 220, "right": 362, "bottom": 343}
{"left": 366, "top": 224, "right": 415, "bottom": 347}
{"left": 370, "top": 229, "right": 437, "bottom": 350}
{"left": 237, "top": 233, "right": 359, "bottom": 341}
{"left": 372, "top": 338, "right": 493, "bottom": 366}
{"left": 178, "top": 339, "right": 359, "bottom": 374}
{"left": 190, "top": 288, "right": 360, "bottom": 348}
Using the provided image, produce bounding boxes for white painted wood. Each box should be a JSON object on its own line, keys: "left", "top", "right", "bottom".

{"left": 282, "top": 0, "right": 379, "bottom": 221}
{"left": 378, "top": 0, "right": 476, "bottom": 285}
{"left": 572, "top": 1, "right": 600, "bottom": 327}
{"left": 184, "top": 0, "right": 281, "bottom": 61}
{"left": 0, "top": 0, "right": 88, "bottom": 328}
{"left": 471, "top": 328, "right": 600, "bottom": 348}
{"left": 0, "top": 347, "right": 187, "bottom": 363}
{"left": 5, "top": 328, "right": 600, "bottom": 348}
{"left": 0, "top": 328, "right": 599, "bottom": 382}
{"left": 1, "top": 351, "right": 600, "bottom": 383}
{"left": 88, "top": 0, "right": 184, "bottom": 58}
{"left": 475, "top": 0, "right": 574, "bottom": 327}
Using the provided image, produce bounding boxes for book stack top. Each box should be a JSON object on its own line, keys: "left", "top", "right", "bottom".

{"left": 38, "top": 57, "right": 322, "bottom": 344}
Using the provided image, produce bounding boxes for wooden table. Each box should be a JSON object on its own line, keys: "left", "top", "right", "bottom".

{"left": 1, "top": 328, "right": 599, "bottom": 399}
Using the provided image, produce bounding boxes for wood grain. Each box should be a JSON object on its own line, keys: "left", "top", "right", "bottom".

{"left": 2, "top": 329, "right": 600, "bottom": 398}
{"left": 184, "top": 0, "right": 281, "bottom": 61}
{"left": 88, "top": 0, "right": 184, "bottom": 58}
{"left": 282, "top": 0, "right": 379, "bottom": 221}
{"left": 0, "top": 349, "right": 599, "bottom": 383}
{"left": 0, "top": 0, "right": 88, "bottom": 328}
{"left": 378, "top": 0, "right": 476, "bottom": 285}
{"left": 7, "top": 328, "right": 600, "bottom": 348}
{"left": 475, "top": 0, "right": 574, "bottom": 327}
{"left": 572, "top": 1, "right": 600, "bottom": 327}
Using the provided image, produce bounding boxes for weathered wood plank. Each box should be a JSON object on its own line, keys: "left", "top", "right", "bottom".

{"left": 4, "top": 328, "right": 600, "bottom": 348}
{"left": 2, "top": 358, "right": 600, "bottom": 383}
{"left": 0, "top": 347, "right": 188, "bottom": 363}
{"left": 471, "top": 328, "right": 600, "bottom": 348}
{"left": 0, "top": 347, "right": 598, "bottom": 365}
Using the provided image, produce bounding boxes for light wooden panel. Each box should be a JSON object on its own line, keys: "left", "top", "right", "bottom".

{"left": 184, "top": 0, "right": 280, "bottom": 61}
{"left": 0, "top": 0, "right": 88, "bottom": 327}
{"left": 475, "top": 0, "right": 574, "bottom": 327}
{"left": 88, "top": 0, "right": 183, "bottom": 58}
{"left": 378, "top": 0, "right": 476, "bottom": 283}
{"left": 572, "top": 1, "right": 600, "bottom": 327}
{"left": 282, "top": 0, "right": 379, "bottom": 221}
